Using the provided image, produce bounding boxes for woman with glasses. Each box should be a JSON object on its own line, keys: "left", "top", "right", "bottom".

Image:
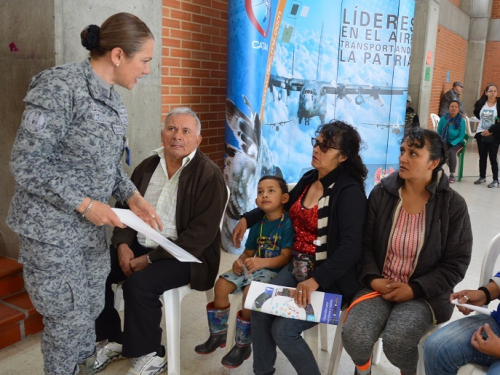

{"left": 473, "top": 84, "right": 500, "bottom": 188}
{"left": 232, "top": 120, "right": 368, "bottom": 375}
{"left": 342, "top": 128, "right": 472, "bottom": 375}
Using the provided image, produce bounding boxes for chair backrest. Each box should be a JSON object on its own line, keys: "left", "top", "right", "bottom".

{"left": 479, "top": 233, "right": 500, "bottom": 286}
{"left": 464, "top": 116, "right": 473, "bottom": 137}
{"left": 430, "top": 113, "right": 440, "bottom": 131}
{"left": 220, "top": 185, "right": 231, "bottom": 231}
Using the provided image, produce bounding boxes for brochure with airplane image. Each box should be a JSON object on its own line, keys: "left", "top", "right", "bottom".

{"left": 244, "top": 281, "right": 342, "bottom": 325}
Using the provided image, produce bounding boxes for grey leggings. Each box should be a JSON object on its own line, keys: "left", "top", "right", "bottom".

{"left": 446, "top": 142, "right": 464, "bottom": 174}
{"left": 342, "top": 289, "right": 433, "bottom": 375}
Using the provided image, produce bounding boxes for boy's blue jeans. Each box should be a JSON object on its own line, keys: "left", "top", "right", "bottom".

{"left": 424, "top": 314, "right": 500, "bottom": 375}
{"left": 251, "top": 266, "right": 320, "bottom": 375}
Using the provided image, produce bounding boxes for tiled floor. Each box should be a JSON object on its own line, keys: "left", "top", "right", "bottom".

{"left": 1, "top": 141, "right": 500, "bottom": 375}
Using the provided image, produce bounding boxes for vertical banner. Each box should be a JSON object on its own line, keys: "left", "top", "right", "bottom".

{"left": 223, "top": 0, "right": 415, "bottom": 254}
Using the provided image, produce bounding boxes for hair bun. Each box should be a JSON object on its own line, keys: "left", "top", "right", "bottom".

{"left": 84, "top": 24, "right": 100, "bottom": 51}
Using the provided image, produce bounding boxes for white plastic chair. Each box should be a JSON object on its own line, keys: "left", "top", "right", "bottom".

{"left": 455, "top": 233, "right": 500, "bottom": 375}
{"left": 464, "top": 116, "right": 473, "bottom": 137}
{"left": 114, "top": 185, "right": 230, "bottom": 375}
{"left": 326, "top": 307, "right": 442, "bottom": 375}
{"left": 430, "top": 113, "right": 440, "bottom": 131}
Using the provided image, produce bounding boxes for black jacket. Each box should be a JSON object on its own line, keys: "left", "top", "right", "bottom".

{"left": 360, "top": 171, "right": 472, "bottom": 323}
{"left": 244, "top": 166, "right": 367, "bottom": 302}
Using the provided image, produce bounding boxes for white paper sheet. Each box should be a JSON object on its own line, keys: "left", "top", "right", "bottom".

{"left": 112, "top": 208, "right": 201, "bottom": 263}
{"left": 451, "top": 299, "right": 492, "bottom": 315}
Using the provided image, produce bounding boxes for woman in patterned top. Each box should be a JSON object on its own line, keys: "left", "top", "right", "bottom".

{"left": 233, "top": 121, "right": 368, "bottom": 375}
{"left": 342, "top": 127, "right": 473, "bottom": 375}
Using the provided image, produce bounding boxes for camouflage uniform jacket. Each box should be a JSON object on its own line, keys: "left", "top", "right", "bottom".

{"left": 439, "top": 89, "right": 465, "bottom": 117}
{"left": 7, "top": 59, "right": 136, "bottom": 249}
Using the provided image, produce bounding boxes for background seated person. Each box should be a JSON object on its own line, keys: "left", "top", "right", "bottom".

{"left": 439, "top": 81, "right": 465, "bottom": 117}
{"left": 94, "top": 107, "right": 227, "bottom": 375}
{"left": 424, "top": 273, "right": 500, "bottom": 374}
{"left": 437, "top": 100, "right": 466, "bottom": 183}
{"left": 342, "top": 128, "right": 472, "bottom": 375}
{"left": 405, "top": 95, "right": 420, "bottom": 128}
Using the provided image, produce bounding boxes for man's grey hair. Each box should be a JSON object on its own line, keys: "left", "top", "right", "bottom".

{"left": 163, "top": 107, "right": 201, "bottom": 135}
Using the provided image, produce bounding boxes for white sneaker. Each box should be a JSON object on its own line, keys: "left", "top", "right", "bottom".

{"left": 94, "top": 342, "right": 123, "bottom": 372}
{"left": 126, "top": 351, "right": 167, "bottom": 375}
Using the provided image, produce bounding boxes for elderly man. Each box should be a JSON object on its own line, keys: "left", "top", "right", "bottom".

{"left": 439, "top": 81, "right": 465, "bottom": 116}
{"left": 94, "top": 107, "right": 227, "bottom": 375}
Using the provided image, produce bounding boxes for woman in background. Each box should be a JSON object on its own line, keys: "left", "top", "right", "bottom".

{"left": 437, "top": 99, "right": 466, "bottom": 183}
{"left": 472, "top": 84, "right": 500, "bottom": 188}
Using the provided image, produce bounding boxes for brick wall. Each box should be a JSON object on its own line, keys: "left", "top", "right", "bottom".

{"left": 492, "top": 0, "right": 500, "bottom": 19}
{"left": 429, "top": 25, "right": 468, "bottom": 128}
{"left": 161, "top": 0, "right": 228, "bottom": 168}
{"left": 482, "top": 42, "right": 500, "bottom": 91}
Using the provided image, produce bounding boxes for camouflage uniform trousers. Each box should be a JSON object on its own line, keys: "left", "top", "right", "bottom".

{"left": 19, "top": 235, "right": 110, "bottom": 375}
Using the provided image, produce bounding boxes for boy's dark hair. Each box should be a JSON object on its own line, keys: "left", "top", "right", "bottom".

{"left": 258, "top": 175, "right": 288, "bottom": 194}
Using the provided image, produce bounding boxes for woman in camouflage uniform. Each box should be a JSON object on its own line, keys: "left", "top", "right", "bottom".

{"left": 7, "top": 13, "right": 161, "bottom": 375}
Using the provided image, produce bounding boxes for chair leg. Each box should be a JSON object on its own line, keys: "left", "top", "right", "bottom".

{"left": 372, "top": 337, "right": 383, "bottom": 364}
{"left": 114, "top": 283, "right": 123, "bottom": 312}
{"left": 458, "top": 151, "right": 464, "bottom": 182}
{"left": 225, "top": 293, "right": 242, "bottom": 354}
{"left": 163, "top": 289, "right": 182, "bottom": 375}
{"left": 304, "top": 325, "right": 319, "bottom": 361}
{"left": 327, "top": 310, "right": 346, "bottom": 375}
{"left": 320, "top": 324, "right": 328, "bottom": 352}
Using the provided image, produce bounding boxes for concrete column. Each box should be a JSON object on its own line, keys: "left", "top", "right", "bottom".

{"left": 461, "top": 0, "right": 493, "bottom": 113}
{"left": 0, "top": 0, "right": 162, "bottom": 259}
{"left": 408, "top": 0, "right": 441, "bottom": 128}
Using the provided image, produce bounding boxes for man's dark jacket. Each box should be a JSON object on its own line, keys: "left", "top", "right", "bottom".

{"left": 112, "top": 150, "right": 228, "bottom": 291}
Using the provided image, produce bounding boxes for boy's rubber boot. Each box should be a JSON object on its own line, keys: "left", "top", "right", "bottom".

{"left": 221, "top": 310, "right": 252, "bottom": 368}
{"left": 194, "top": 302, "right": 229, "bottom": 354}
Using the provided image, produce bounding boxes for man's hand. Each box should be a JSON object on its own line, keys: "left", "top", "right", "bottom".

{"left": 471, "top": 324, "right": 500, "bottom": 358}
{"left": 117, "top": 243, "right": 135, "bottom": 276}
{"left": 232, "top": 218, "right": 248, "bottom": 248}
{"left": 130, "top": 255, "right": 149, "bottom": 273}
{"left": 128, "top": 195, "right": 163, "bottom": 231}
{"left": 382, "top": 282, "right": 414, "bottom": 302}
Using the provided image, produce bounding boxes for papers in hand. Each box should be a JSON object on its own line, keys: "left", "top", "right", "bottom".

{"left": 112, "top": 208, "right": 201, "bottom": 263}
{"left": 451, "top": 299, "right": 492, "bottom": 315}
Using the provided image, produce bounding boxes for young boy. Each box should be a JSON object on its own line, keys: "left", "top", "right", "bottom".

{"left": 194, "top": 175, "right": 294, "bottom": 368}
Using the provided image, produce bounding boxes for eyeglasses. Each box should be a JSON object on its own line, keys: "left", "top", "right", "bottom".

{"left": 311, "top": 137, "right": 339, "bottom": 152}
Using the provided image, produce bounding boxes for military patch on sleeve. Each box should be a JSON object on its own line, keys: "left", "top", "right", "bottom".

{"left": 24, "top": 110, "right": 48, "bottom": 133}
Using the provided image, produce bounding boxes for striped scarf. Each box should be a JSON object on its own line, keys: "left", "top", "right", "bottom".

{"left": 315, "top": 181, "right": 336, "bottom": 259}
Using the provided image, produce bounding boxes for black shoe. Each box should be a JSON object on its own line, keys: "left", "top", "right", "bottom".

{"left": 194, "top": 333, "right": 227, "bottom": 354}
{"left": 221, "top": 345, "right": 252, "bottom": 368}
